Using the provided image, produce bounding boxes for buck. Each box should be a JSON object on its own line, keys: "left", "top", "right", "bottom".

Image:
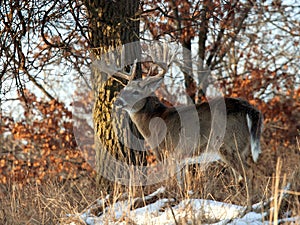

{"left": 101, "top": 58, "right": 263, "bottom": 208}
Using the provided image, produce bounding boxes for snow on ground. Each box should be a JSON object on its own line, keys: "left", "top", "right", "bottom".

{"left": 66, "top": 187, "right": 300, "bottom": 225}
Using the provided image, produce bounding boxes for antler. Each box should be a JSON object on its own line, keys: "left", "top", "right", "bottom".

{"left": 93, "top": 53, "right": 137, "bottom": 82}
{"left": 147, "top": 42, "right": 179, "bottom": 78}
{"left": 112, "top": 59, "right": 137, "bottom": 82}
{"left": 93, "top": 42, "right": 179, "bottom": 83}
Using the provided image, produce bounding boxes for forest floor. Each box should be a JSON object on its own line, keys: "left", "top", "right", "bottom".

{"left": 0, "top": 140, "right": 299, "bottom": 224}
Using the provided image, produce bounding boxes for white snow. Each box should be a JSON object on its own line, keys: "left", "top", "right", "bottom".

{"left": 66, "top": 186, "right": 299, "bottom": 225}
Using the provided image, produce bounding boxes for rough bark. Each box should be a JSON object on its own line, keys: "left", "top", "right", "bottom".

{"left": 84, "top": 0, "right": 145, "bottom": 193}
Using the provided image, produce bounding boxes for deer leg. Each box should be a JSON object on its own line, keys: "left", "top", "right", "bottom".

{"left": 246, "top": 167, "right": 254, "bottom": 211}
{"left": 218, "top": 146, "right": 255, "bottom": 211}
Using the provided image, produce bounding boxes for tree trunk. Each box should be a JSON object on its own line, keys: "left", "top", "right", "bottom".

{"left": 84, "top": 0, "right": 146, "bottom": 193}
{"left": 169, "top": 1, "right": 197, "bottom": 103}
{"left": 197, "top": 0, "right": 211, "bottom": 103}
{"left": 182, "top": 39, "right": 197, "bottom": 104}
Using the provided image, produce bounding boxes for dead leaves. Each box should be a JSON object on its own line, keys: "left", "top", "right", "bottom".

{"left": 0, "top": 90, "right": 95, "bottom": 186}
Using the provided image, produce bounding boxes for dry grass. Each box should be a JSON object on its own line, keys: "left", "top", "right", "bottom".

{"left": 0, "top": 143, "right": 299, "bottom": 224}
{"left": 0, "top": 175, "right": 98, "bottom": 224}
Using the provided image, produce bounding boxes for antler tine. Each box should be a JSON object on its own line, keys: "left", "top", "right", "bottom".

{"left": 163, "top": 42, "right": 169, "bottom": 65}
{"left": 148, "top": 42, "right": 179, "bottom": 78}
{"left": 94, "top": 55, "right": 138, "bottom": 82}
{"left": 155, "top": 62, "right": 167, "bottom": 77}
{"left": 113, "top": 59, "right": 138, "bottom": 81}
{"left": 93, "top": 59, "right": 114, "bottom": 76}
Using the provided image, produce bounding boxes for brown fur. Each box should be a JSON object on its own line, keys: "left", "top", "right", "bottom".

{"left": 115, "top": 76, "right": 263, "bottom": 208}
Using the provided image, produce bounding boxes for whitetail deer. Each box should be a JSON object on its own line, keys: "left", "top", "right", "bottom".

{"left": 102, "top": 57, "right": 263, "bottom": 209}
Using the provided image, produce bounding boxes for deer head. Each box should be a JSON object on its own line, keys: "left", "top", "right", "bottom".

{"left": 114, "top": 76, "right": 164, "bottom": 114}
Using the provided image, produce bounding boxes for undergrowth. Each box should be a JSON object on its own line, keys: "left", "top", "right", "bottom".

{"left": 0, "top": 143, "right": 299, "bottom": 225}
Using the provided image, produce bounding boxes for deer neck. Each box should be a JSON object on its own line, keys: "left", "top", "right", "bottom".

{"left": 130, "top": 96, "right": 168, "bottom": 138}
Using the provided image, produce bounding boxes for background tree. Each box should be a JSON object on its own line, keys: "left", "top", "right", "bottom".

{"left": 141, "top": 0, "right": 299, "bottom": 144}
{"left": 84, "top": 0, "right": 146, "bottom": 191}
{"left": 142, "top": 0, "right": 256, "bottom": 102}
{"left": 0, "top": 0, "right": 146, "bottom": 191}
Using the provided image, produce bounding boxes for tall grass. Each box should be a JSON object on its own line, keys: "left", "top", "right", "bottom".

{"left": 0, "top": 143, "right": 299, "bottom": 224}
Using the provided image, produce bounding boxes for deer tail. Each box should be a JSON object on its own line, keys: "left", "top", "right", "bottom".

{"left": 246, "top": 110, "right": 263, "bottom": 163}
